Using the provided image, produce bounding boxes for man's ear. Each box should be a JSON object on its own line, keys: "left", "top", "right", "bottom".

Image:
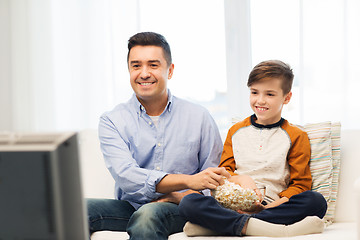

{"left": 284, "top": 91, "right": 292, "bottom": 104}
{"left": 168, "top": 64, "right": 174, "bottom": 79}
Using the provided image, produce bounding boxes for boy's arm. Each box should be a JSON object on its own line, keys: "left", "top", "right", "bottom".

{"left": 218, "top": 128, "right": 237, "bottom": 175}
{"left": 279, "top": 129, "right": 312, "bottom": 199}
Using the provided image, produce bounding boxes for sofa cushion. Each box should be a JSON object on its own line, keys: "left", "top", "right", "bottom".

{"left": 302, "top": 122, "right": 341, "bottom": 224}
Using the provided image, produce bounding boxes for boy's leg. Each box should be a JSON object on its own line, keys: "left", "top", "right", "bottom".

{"left": 179, "top": 193, "right": 250, "bottom": 236}
{"left": 245, "top": 216, "right": 325, "bottom": 237}
{"left": 87, "top": 198, "right": 135, "bottom": 234}
{"left": 127, "top": 202, "right": 186, "bottom": 240}
{"left": 179, "top": 191, "right": 327, "bottom": 237}
{"left": 252, "top": 191, "right": 327, "bottom": 224}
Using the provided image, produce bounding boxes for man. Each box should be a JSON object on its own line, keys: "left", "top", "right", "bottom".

{"left": 87, "top": 32, "right": 229, "bottom": 240}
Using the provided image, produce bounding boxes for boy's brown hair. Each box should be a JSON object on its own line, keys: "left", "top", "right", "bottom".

{"left": 247, "top": 60, "right": 294, "bottom": 94}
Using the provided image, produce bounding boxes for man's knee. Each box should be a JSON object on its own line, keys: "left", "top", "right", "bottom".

{"left": 129, "top": 202, "right": 178, "bottom": 228}
{"left": 128, "top": 202, "right": 182, "bottom": 239}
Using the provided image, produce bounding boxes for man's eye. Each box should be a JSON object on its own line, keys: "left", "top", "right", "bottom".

{"left": 150, "top": 64, "right": 158, "bottom": 68}
{"left": 268, "top": 93, "right": 275, "bottom": 96}
{"left": 132, "top": 65, "right": 140, "bottom": 68}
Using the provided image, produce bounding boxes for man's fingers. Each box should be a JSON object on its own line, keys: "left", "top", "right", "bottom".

{"left": 210, "top": 167, "right": 231, "bottom": 178}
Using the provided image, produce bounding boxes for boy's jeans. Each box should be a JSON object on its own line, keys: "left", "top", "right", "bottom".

{"left": 87, "top": 199, "right": 186, "bottom": 240}
{"left": 179, "top": 191, "right": 328, "bottom": 236}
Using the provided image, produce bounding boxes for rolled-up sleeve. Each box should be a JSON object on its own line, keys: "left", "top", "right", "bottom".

{"left": 99, "top": 115, "right": 167, "bottom": 204}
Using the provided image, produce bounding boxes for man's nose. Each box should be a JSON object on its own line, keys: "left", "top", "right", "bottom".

{"left": 140, "top": 67, "right": 151, "bottom": 79}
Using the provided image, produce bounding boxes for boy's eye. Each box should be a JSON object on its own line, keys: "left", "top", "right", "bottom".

{"left": 251, "top": 91, "right": 257, "bottom": 95}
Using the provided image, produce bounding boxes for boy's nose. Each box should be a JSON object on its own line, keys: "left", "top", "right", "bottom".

{"left": 257, "top": 95, "right": 266, "bottom": 104}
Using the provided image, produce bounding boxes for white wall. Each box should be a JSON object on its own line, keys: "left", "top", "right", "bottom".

{"left": 0, "top": 0, "right": 55, "bottom": 131}
{"left": 0, "top": 0, "right": 12, "bottom": 131}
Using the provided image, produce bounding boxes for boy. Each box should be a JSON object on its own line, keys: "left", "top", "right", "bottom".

{"left": 179, "top": 60, "right": 328, "bottom": 237}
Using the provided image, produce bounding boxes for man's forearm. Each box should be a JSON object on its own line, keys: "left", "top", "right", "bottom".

{"left": 156, "top": 174, "right": 191, "bottom": 193}
{"left": 155, "top": 167, "right": 231, "bottom": 194}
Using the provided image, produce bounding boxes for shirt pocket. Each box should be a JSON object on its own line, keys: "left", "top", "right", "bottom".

{"left": 167, "top": 141, "right": 200, "bottom": 175}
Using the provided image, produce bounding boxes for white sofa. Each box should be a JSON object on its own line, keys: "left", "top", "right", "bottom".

{"left": 79, "top": 129, "right": 360, "bottom": 240}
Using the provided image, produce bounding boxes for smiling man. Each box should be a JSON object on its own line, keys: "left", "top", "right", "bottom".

{"left": 86, "top": 32, "right": 228, "bottom": 240}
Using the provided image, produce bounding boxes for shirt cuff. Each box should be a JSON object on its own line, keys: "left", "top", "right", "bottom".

{"left": 144, "top": 170, "right": 168, "bottom": 200}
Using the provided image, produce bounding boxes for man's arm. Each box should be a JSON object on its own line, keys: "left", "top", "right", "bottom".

{"left": 154, "top": 167, "right": 230, "bottom": 204}
{"left": 155, "top": 109, "right": 226, "bottom": 203}
{"left": 155, "top": 167, "right": 231, "bottom": 193}
{"left": 99, "top": 115, "right": 167, "bottom": 204}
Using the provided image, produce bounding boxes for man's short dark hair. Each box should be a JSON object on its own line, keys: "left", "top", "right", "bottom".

{"left": 247, "top": 60, "right": 294, "bottom": 94}
{"left": 127, "top": 32, "right": 172, "bottom": 66}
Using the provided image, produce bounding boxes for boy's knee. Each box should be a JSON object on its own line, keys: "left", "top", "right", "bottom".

{"left": 300, "top": 191, "right": 328, "bottom": 217}
{"left": 179, "top": 193, "right": 203, "bottom": 217}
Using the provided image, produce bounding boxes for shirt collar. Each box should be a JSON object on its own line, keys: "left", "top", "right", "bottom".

{"left": 132, "top": 89, "right": 173, "bottom": 115}
{"left": 250, "top": 114, "right": 284, "bottom": 129}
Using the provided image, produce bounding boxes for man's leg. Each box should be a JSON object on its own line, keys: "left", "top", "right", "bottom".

{"left": 252, "top": 191, "right": 328, "bottom": 224}
{"left": 87, "top": 198, "right": 135, "bottom": 234}
{"left": 127, "top": 202, "right": 186, "bottom": 240}
{"left": 179, "top": 193, "right": 250, "bottom": 236}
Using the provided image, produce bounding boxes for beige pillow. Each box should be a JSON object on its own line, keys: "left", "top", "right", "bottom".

{"left": 302, "top": 122, "right": 341, "bottom": 224}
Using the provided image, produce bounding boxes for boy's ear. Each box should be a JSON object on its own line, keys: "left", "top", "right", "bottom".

{"left": 284, "top": 91, "right": 292, "bottom": 104}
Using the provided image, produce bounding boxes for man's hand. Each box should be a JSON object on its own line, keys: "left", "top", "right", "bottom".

{"left": 156, "top": 167, "right": 230, "bottom": 194}
{"left": 186, "top": 167, "right": 231, "bottom": 191}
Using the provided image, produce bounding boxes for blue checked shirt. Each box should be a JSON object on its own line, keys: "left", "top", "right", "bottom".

{"left": 98, "top": 90, "right": 223, "bottom": 209}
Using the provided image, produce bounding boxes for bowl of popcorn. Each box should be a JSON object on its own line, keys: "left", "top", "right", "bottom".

{"left": 211, "top": 178, "right": 260, "bottom": 212}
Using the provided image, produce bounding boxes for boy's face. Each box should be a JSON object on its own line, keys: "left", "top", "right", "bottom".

{"left": 128, "top": 45, "right": 174, "bottom": 104}
{"left": 249, "top": 77, "right": 292, "bottom": 125}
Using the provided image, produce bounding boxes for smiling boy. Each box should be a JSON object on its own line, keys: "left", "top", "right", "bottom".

{"left": 179, "top": 60, "right": 328, "bottom": 237}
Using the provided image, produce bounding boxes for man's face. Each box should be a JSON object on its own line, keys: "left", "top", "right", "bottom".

{"left": 249, "top": 77, "right": 292, "bottom": 125}
{"left": 128, "top": 45, "right": 174, "bottom": 104}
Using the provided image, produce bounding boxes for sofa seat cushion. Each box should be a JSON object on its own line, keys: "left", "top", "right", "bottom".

{"left": 91, "top": 222, "right": 356, "bottom": 240}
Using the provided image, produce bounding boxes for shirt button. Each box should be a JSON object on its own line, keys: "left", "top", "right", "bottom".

{"left": 157, "top": 143, "right": 162, "bottom": 147}
{"left": 149, "top": 121, "right": 152, "bottom": 125}
{"left": 156, "top": 166, "right": 160, "bottom": 170}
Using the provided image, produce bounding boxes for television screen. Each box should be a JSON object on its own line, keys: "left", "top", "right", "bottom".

{"left": 0, "top": 132, "right": 89, "bottom": 240}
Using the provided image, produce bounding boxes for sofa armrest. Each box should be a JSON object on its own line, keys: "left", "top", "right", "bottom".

{"left": 355, "top": 177, "right": 360, "bottom": 240}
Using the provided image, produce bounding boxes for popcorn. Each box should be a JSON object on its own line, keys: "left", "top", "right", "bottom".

{"left": 211, "top": 178, "right": 260, "bottom": 211}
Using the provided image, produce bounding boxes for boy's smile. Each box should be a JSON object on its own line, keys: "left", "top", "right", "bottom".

{"left": 249, "top": 77, "right": 292, "bottom": 125}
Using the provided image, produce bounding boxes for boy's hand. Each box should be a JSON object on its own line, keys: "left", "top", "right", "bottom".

{"left": 236, "top": 202, "right": 266, "bottom": 214}
{"left": 228, "top": 175, "right": 263, "bottom": 200}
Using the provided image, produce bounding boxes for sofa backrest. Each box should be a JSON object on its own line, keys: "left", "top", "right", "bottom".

{"left": 79, "top": 129, "right": 360, "bottom": 223}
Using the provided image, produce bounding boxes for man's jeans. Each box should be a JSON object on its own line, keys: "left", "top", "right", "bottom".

{"left": 87, "top": 199, "right": 186, "bottom": 240}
